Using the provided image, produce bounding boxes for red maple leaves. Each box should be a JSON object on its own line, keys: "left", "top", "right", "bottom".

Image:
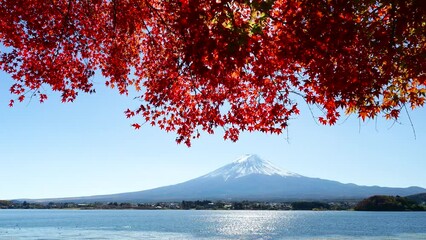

{"left": 132, "top": 123, "right": 141, "bottom": 130}
{"left": 1, "top": 0, "right": 425, "bottom": 146}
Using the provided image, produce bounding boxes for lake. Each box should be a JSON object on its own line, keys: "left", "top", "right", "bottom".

{"left": 0, "top": 210, "right": 425, "bottom": 239}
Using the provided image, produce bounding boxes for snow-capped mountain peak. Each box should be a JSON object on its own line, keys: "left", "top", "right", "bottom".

{"left": 202, "top": 154, "right": 300, "bottom": 181}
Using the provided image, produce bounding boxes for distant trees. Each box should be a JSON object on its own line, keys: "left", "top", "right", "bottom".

{"left": 354, "top": 195, "right": 425, "bottom": 211}
{"left": 291, "top": 201, "right": 330, "bottom": 210}
{"left": 0, "top": 200, "right": 45, "bottom": 209}
{"left": 0, "top": 200, "right": 13, "bottom": 209}
{"left": 181, "top": 200, "right": 216, "bottom": 210}
{"left": 4, "top": 197, "right": 425, "bottom": 211}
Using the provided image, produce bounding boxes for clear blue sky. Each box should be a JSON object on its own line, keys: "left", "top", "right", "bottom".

{"left": 1, "top": 71, "right": 425, "bottom": 200}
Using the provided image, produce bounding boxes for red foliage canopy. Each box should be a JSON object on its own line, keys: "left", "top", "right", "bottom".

{"left": 1, "top": 0, "right": 425, "bottom": 145}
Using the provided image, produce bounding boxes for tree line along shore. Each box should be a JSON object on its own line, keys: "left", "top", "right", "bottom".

{"left": 1, "top": 195, "right": 425, "bottom": 211}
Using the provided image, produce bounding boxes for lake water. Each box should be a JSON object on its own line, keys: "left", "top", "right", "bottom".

{"left": 0, "top": 210, "right": 425, "bottom": 239}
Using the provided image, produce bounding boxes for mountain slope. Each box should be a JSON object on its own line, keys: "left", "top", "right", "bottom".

{"left": 406, "top": 193, "right": 426, "bottom": 204}
{"left": 25, "top": 154, "right": 426, "bottom": 203}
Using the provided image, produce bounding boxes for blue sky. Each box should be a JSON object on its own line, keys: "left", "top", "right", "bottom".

{"left": 1, "top": 71, "right": 425, "bottom": 200}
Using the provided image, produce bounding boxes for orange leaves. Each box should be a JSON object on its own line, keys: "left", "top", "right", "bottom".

{"left": 358, "top": 110, "right": 369, "bottom": 121}
{"left": 385, "top": 109, "right": 400, "bottom": 120}
{"left": 1, "top": 0, "right": 425, "bottom": 146}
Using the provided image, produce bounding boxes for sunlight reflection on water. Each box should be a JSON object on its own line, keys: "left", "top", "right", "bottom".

{"left": 213, "top": 211, "right": 288, "bottom": 237}
{"left": 1, "top": 210, "right": 426, "bottom": 239}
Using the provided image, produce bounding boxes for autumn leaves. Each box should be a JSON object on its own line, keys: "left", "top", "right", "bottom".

{"left": 1, "top": 0, "right": 424, "bottom": 145}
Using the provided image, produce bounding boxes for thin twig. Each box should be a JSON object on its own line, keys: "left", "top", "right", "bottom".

{"left": 375, "top": 117, "right": 379, "bottom": 132}
{"left": 403, "top": 104, "right": 417, "bottom": 140}
{"left": 358, "top": 118, "right": 361, "bottom": 134}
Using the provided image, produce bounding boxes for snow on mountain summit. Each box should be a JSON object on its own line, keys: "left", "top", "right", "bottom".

{"left": 202, "top": 154, "right": 300, "bottom": 181}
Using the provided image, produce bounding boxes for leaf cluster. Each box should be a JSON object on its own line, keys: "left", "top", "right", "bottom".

{"left": 1, "top": 0, "right": 425, "bottom": 145}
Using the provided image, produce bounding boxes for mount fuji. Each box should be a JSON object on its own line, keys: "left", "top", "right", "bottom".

{"left": 201, "top": 154, "right": 301, "bottom": 180}
{"left": 27, "top": 154, "right": 425, "bottom": 203}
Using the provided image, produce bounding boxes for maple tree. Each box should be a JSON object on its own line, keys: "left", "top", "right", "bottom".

{"left": 1, "top": 0, "right": 425, "bottom": 146}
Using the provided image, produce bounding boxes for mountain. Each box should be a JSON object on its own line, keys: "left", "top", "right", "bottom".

{"left": 24, "top": 154, "right": 426, "bottom": 203}
{"left": 201, "top": 154, "right": 301, "bottom": 180}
